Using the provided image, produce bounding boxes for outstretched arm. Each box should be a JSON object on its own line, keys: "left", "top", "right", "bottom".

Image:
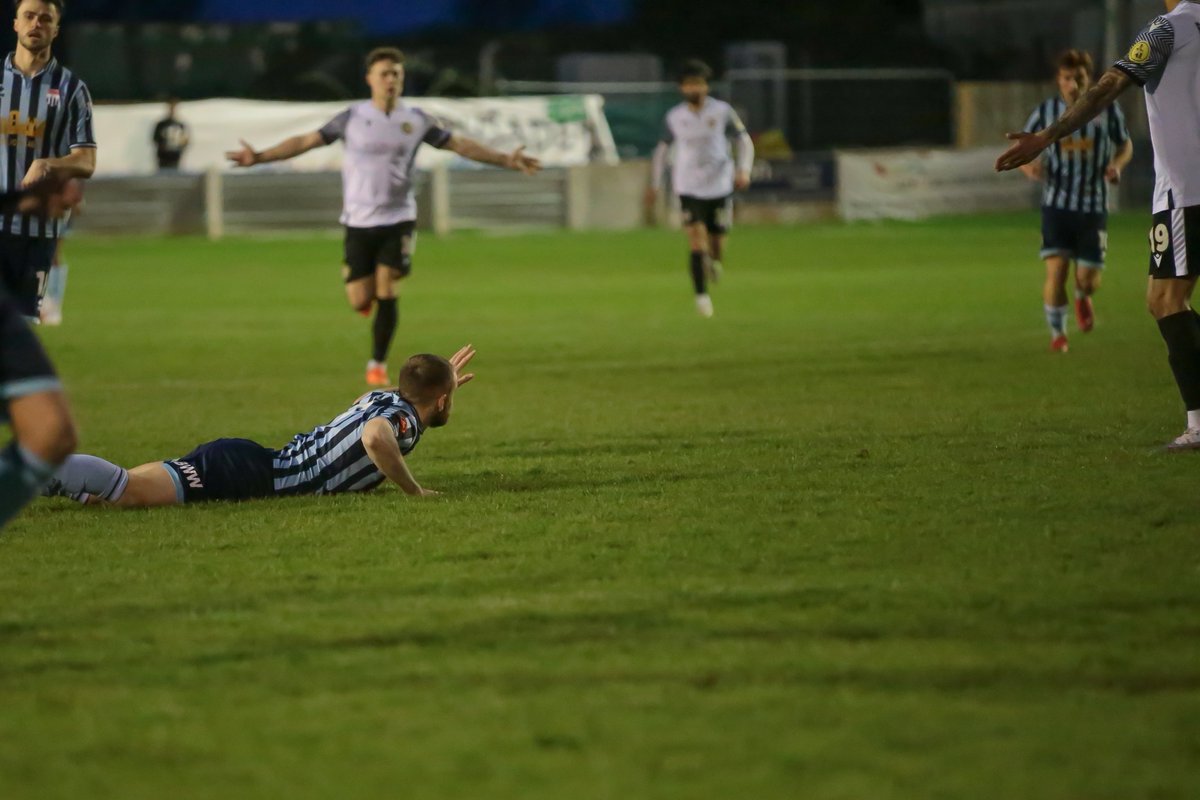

{"left": 995, "top": 68, "right": 1134, "bottom": 172}
{"left": 362, "top": 417, "right": 436, "bottom": 497}
{"left": 445, "top": 135, "right": 541, "bottom": 175}
{"left": 226, "top": 131, "right": 327, "bottom": 168}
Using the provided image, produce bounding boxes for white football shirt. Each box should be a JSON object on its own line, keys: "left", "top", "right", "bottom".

{"left": 1114, "top": 1, "right": 1200, "bottom": 213}
{"left": 319, "top": 100, "right": 452, "bottom": 228}
{"left": 657, "top": 98, "right": 753, "bottom": 200}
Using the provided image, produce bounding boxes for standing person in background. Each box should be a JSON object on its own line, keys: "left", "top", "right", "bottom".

{"left": 152, "top": 99, "right": 190, "bottom": 172}
{"left": 647, "top": 59, "right": 754, "bottom": 318}
{"left": 226, "top": 47, "right": 540, "bottom": 388}
{"left": 1019, "top": 49, "right": 1132, "bottom": 353}
{"left": 0, "top": 0, "right": 96, "bottom": 322}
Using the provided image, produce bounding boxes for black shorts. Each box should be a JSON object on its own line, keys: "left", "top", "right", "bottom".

{"left": 1040, "top": 207, "right": 1107, "bottom": 268}
{"left": 163, "top": 438, "right": 276, "bottom": 503}
{"left": 0, "top": 234, "right": 55, "bottom": 317}
{"left": 679, "top": 195, "right": 733, "bottom": 234}
{"left": 343, "top": 221, "right": 416, "bottom": 283}
{"left": 0, "top": 294, "right": 58, "bottom": 405}
{"left": 1148, "top": 206, "right": 1200, "bottom": 280}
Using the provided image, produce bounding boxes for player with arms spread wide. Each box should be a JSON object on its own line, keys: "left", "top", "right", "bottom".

{"left": 998, "top": 0, "right": 1200, "bottom": 450}
{"left": 1019, "top": 49, "right": 1132, "bottom": 352}
{"left": 42, "top": 346, "right": 476, "bottom": 507}
{"left": 226, "top": 48, "right": 539, "bottom": 387}
{"left": 647, "top": 59, "right": 754, "bottom": 318}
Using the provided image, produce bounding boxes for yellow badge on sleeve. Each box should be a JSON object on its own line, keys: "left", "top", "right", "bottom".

{"left": 1128, "top": 41, "right": 1152, "bottom": 64}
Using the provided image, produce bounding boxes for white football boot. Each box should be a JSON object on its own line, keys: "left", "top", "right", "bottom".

{"left": 695, "top": 294, "right": 714, "bottom": 318}
{"left": 1165, "top": 428, "right": 1200, "bottom": 452}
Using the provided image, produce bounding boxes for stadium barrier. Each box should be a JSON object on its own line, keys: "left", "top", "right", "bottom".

{"left": 75, "top": 162, "right": 654, "bottom": 238}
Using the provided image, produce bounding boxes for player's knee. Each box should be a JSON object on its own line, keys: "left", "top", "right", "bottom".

{"left": 1147, "top": 289, "right": 1186, "bottom": 319}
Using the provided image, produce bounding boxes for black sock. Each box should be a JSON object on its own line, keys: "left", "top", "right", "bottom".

{"left": 690, "top": 251, "right": 706, "bottom": 295}
{"left": 1157, "top": 310, "right": 1200, "bottom": 411}
{"left": 373, "top": 298, "right": 398, "bottom": 363}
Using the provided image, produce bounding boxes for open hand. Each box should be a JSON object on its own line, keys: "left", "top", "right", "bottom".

{"left": 507, "top": 146, "right": 542, "bottom": 175}
{"left": 448, "top": 344, "right": 476, "bottom": 388}
{"left": 225, "top": 139, "right": 259, "bottom": 168}
{"left": 996, "top": 131, "right": 1050, "bottom": 172}
{"left": 1105, "top": 165, "right": 1123, "bottom": 184}
{"left": 17, "top": 175, "right": 82, "bottom": 218}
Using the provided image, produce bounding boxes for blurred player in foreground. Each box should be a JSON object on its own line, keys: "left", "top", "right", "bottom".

{"left": 997, "top": 0, "right": 1200, "bottom": 449}
{"left": 1, "top": 176, "right": 83, "bottom": 530}
{"left": 1019, "top": 49, "right": 1132, "bottom": 352}
{"left": 226, "top": 47, "right": 539, "bottom": 388}
{"left": 42, "top": 346, "right": 476, "bottom": 507}
{"left": 647, "top": 59, "right": 754, "bottom": 318}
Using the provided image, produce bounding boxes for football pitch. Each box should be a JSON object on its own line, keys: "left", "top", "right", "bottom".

{"left": 3, "top": 213, "right": 1199, "bottom": 799}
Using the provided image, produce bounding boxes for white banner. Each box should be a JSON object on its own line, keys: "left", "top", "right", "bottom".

{"left": 92, "top": 95, "right": 619, "bottom": 177}
{"left": 837, "top": 147, "right": 1035, "bottom": 221}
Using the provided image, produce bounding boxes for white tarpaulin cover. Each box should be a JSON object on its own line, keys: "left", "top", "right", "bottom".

{"left": 92, "top": 95, "right": 619, "bottom": 177}
{"left": 837, "top": 147, "right": 1034, "bottom": 221}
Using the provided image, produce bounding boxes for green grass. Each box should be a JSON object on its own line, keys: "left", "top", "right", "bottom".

{"left": 3, "top": 214, "right": 1199, "bottom": 799}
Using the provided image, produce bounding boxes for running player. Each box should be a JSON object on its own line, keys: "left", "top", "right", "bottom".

{"left": 997, "top": 0, "right": 1200, "bottom": 449}
{"left": 226, "top": 48, "right": 540, "bottom": 387}
{"left": 1020, "top": 49, "right": 1132, "bottom": 353}
{"left": 1, "top": 176, "right": 83, "bottom": 530}
{"left": 42, "top": 347, "right": 476, "bottom": 507}
{"left": 647, "top": 59, "right": 754, "bottom": 318}
{"left": 0, "top": 0, "right": 96, "bottom": 321}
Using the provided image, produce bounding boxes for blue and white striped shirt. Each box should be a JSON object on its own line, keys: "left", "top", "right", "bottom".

{"left": 1024, "top": 97, "right": 1129, "bottom": 214}
{"left": 273, "top": 391, "right": 423, "bottom": 496}
{"left": 0, "top": 54, "right": 95, "bottom": 238}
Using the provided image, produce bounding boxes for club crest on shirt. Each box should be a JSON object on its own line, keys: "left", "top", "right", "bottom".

{"left": 707, "top": 118, "right": 717, "bottom": 129}
{"left": 46, "top": 88, "right": 60, "bottom": 107}
{"left": 402, "top": 121, "right": 414, "bottom": 134}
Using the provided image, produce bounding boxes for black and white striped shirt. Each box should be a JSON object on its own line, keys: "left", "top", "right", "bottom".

{"left": 272, "top": 391, "right": 423, "bottom": 496}
{"left": 0, "top": 53, "right": 95, "bottom": 239}
{"left": 1024, "top": 97, "right": 1129, "bottom": 214}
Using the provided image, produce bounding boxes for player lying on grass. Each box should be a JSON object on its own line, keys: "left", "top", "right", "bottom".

{"left": 41, "top": 347, "right": 476, "bottom": 507}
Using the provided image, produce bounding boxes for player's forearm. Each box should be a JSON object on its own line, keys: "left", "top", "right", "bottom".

{"left": 733, "top": 133, "right": 754, "bottom": 177}
{"left": 363, "top": 437, "right": 424, "bottom": 496}
{"left": 1112, "top": 139, "right": 1134, "bottom": 171}
{"left": 1040, "top": 69, "right": 1132, "bottom": 145}
{"left": 448, "top": 136, "right": 512, "bottom": 169}
{"left": 255, "top": 135, "right": 320, "bottom": 165}
{"left": 44, "top": 149, "right": 95, "bottom": 180}
{"left": 650, "top": 142, "right": 669, "bottom": 190}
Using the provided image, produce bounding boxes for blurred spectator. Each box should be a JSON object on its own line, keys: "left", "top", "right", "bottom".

{"left": 152, "top": 100, "right": 190, "bottom": 171}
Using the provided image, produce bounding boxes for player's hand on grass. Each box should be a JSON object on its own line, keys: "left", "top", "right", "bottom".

{"left": 448, "top": 344, "right": 476, "bottom": 388}
{"left": 507, "top": 146, "right": 541, "bottom": 175}
{"left": 225, "top": 140, "right": 260, "bottom": 168}
{"left": 995, "top": 131, "right": 1050, "bottom": 172}
{"left": 734, "top": 172, "right": 751, "bottom": 191}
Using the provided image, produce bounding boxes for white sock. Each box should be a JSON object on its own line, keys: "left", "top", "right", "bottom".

{"left": 1044, "top": 304, "right": 1068, "bottom": 337}
{"left": 45, "top": 264, "right": 68, "bottom": 306}
{"left": 1187, "top": 410, "right": 1200, "bottom": 431}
